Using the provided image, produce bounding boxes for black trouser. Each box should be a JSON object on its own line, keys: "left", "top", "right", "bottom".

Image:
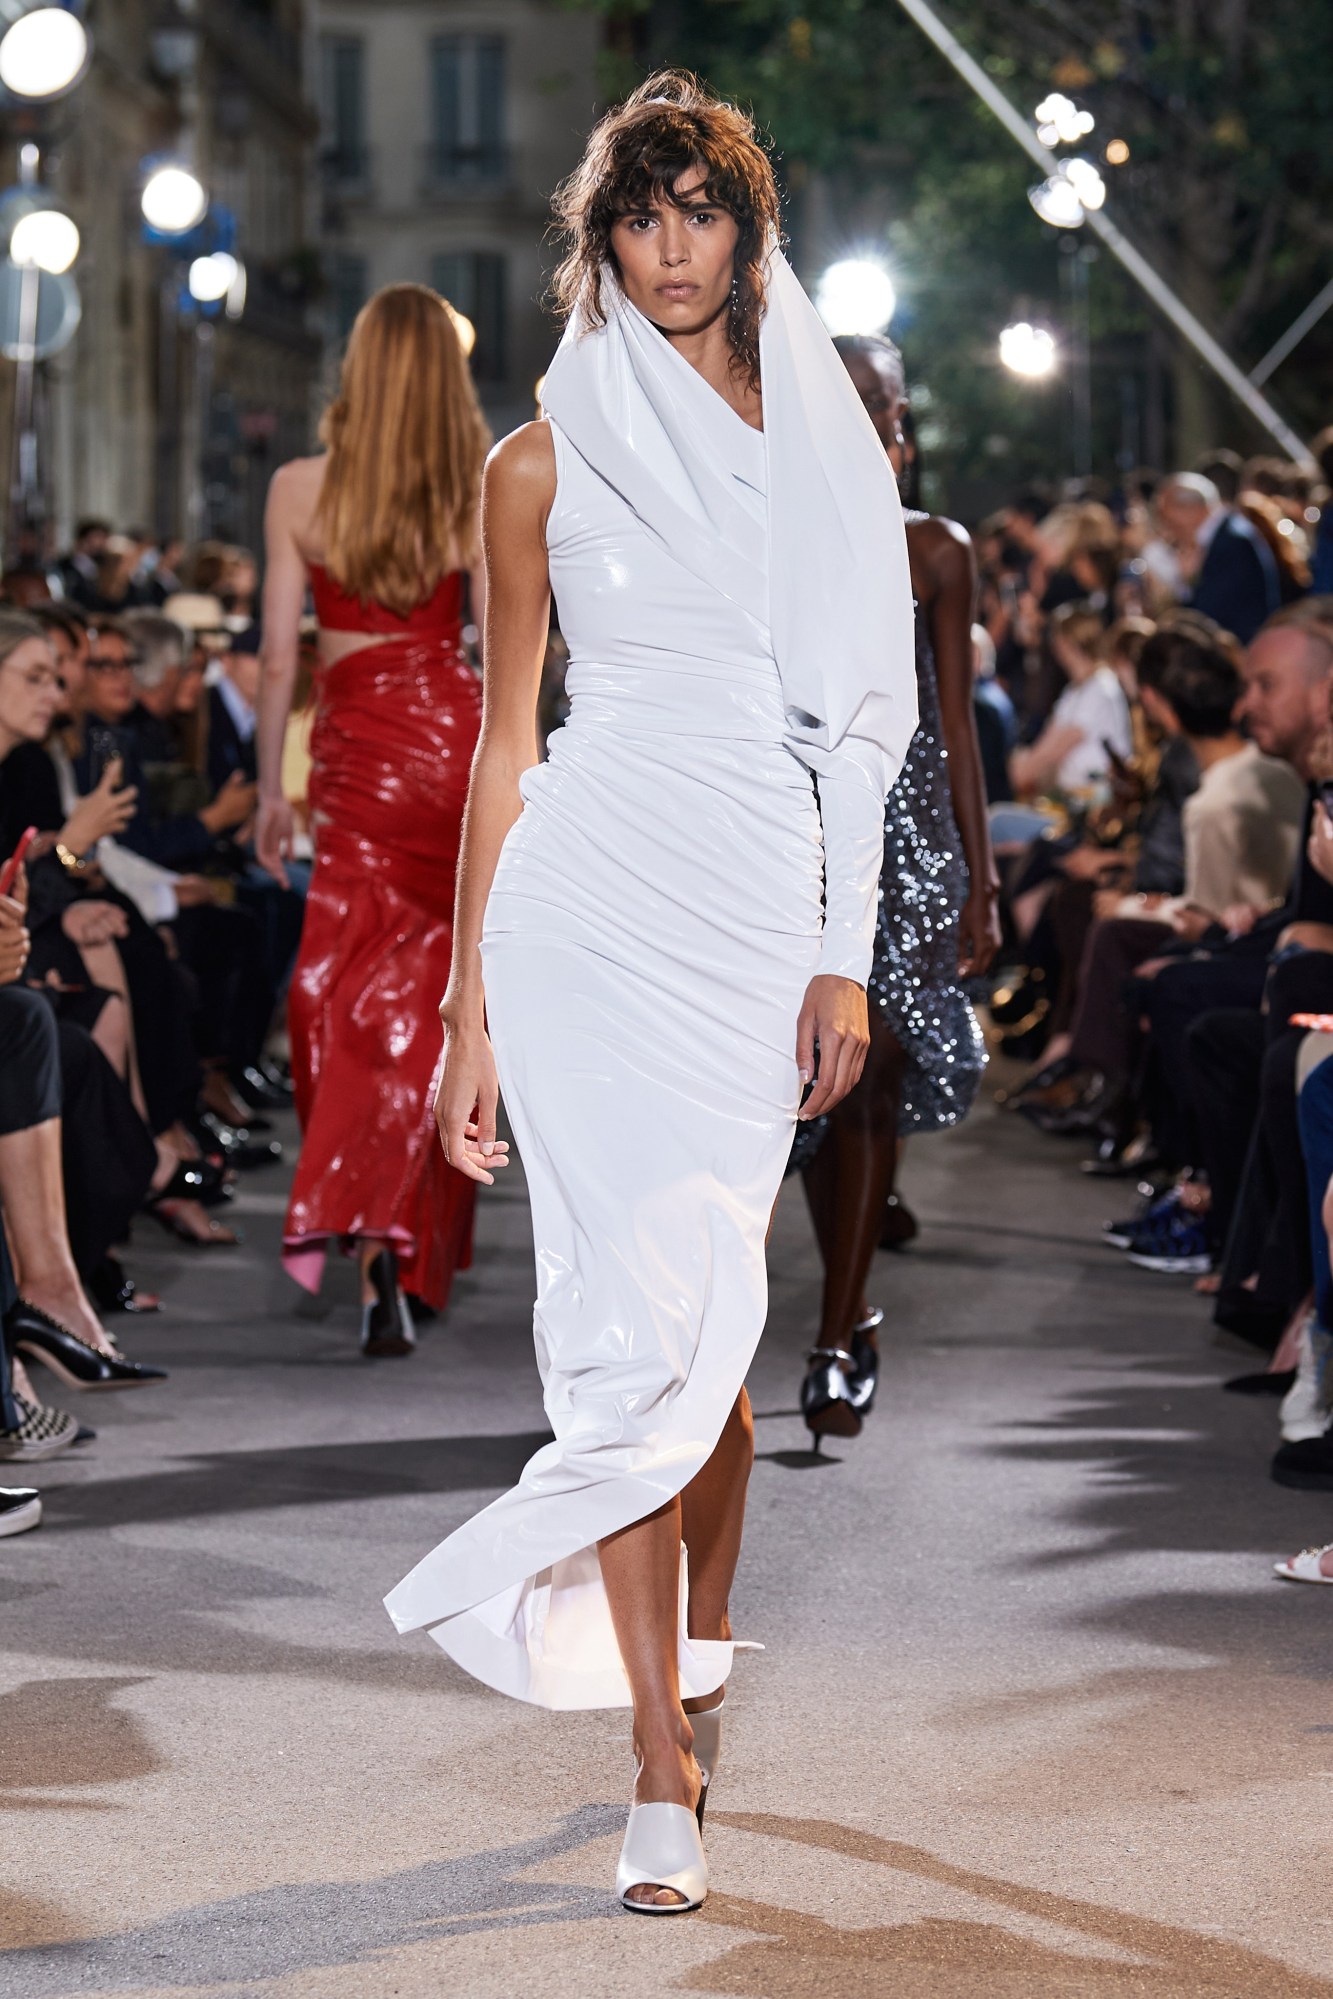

{"left": 27, "top": 901, "right": 200, "bottom": 1135}
{"left": 1137, "top": 951, "right": 1269, "bottom": 1165}
{"left": 56, "top": 1019, "right": 156, "bottom": 1276}
{"left": 1188, "top": 948, "right": 1333, "bottom": 1314}
{"left": 172, "top": 902, "right": 275, "bottom": 1078}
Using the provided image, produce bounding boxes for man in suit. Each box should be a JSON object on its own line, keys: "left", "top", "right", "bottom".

{"left": 1156, "top": 472, "right": 1282, "bottom": 644}
{"left": 207, "top": 625, "right": 260, "bottom": 794}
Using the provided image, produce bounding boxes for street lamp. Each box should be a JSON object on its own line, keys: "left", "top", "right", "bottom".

{"left": 999, "top": 322, "right": 1056, "bottom": 379}
{"left": 1028, "top": 173, "right": 1086, "bottom": 230}
{"left": 9, "top": 204, "right": 77, "bottom": 273}
{"left": 141, "top": 164, "right": 208, "bottom": 234}
{"left": 0, "top": 5, "right": 88, "bottom": 99}
{"left": 814, "top": 258, "right": 897, "bottom": 337}
{"left": 188, "top": 251, "right": 238, "bottom": 303}
{"left": 1034, "top": 92, "right": 1094, "bottom": 147}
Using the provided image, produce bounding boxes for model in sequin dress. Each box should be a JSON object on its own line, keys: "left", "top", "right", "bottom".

{"left": 794, "top": 335, "right": 1002, "bottom": 1445}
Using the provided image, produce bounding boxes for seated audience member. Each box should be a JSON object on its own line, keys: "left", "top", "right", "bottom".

{"left": 1156, "top": 472, "right": 1281, "bottom": 644}
{"left": 993, "top": 604, "right": 1134, "bottom": 850}
{"left": 1019, "top": 617, "right": 1303, "bottom": 1151}
{"left": 1134, "top": 604, "right": 1333, "bottom": 1295}
{"left": 54, "top": 519, "right": 110, "bottom": 609}
{"left": 0, "top": 876, "right": 162, "bottom": 1423}
{"left": 208, "top": 625, "right": 260, "bottom": 791}
{"left": 75, "top": 618, "right": 253, "bottom": 868}
{"left": 972, "top": 623, "right": 1016, "bottom": 804}
{"left": 1270, "top": 1033, "right": 1333, "bottom": 1509}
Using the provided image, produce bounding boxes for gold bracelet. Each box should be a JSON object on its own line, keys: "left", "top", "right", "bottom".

{"left": 55, "top": 842, "right": 89, "bottom": 873}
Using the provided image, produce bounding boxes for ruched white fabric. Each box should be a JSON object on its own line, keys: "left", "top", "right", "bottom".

{"left": 384, "top": 253, "right": 916, "bottom": 1708}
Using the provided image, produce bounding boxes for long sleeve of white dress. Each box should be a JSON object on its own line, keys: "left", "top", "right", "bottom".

{"left": 761, "top": 254, "right": 918, "bottom": 988}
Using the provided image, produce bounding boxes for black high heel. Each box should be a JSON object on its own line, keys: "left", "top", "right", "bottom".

{"left": 800, "top": 1347, "right": 861, "bottom": 1446}
{"left": 360, "top": 1249, "right": 416, "bottom": 1358}
{"left": 5, "top": 1300, "right": 167, "bottom": 1390}
{"left": 799, "top": 1308, "right": 883, "bottom": 1448}
{"left": 847, "top": 1307, "right": 883, "bottom": 1416}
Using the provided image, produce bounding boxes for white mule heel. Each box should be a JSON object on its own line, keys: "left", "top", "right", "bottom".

{"left": 616, "top": 1801, "right": 708, "bottom": 1913}
{"left": 688, "top": 1698, "right": 723, "bottom": 1827}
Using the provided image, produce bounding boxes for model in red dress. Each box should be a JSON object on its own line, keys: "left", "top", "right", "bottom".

{"left": 255, "top": 283, "right": 491, "bottom": 1353}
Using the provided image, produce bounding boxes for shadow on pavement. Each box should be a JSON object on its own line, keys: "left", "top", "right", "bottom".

{"left": 32, "top": 1431, "right": 555, "bottom": 1532}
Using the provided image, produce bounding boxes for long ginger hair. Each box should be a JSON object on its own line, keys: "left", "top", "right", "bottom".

{"left": 315, "top": 284, "right": 490, "bottom": 616}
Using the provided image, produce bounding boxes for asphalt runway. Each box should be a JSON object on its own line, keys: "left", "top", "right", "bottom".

{"left": 3, "top": 1088, "right": 1330, "bottom": 1998}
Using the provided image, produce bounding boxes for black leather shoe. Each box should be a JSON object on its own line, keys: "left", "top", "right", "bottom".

{"left": 88, "top": 1256, "right": 161, "bottom": 1316}
{"left": 236, "top": 1064, "right": 294, "bottom": 1111}
{"left": 1271, "top": 1427, "right": 1333, "bottom": 1491}
{"left": 195, "top": 1111, "right": 282, "bottom": 1168}
{"left": 847, "top": 1307, "right": 883, "bottom": 1415}
{"left": 1223, "top": 1369, "right": 1296, "bottom": 1396}
{"left": 360, "top": 1250, "right": 416, "bottom": 1358}
{"left": 6, "top": 1301, "right": 168, "bottom": 1390}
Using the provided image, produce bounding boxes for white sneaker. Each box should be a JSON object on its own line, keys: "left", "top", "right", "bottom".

{"left": 1279, "top": 1313, "right": 1333, "bottom": 1443}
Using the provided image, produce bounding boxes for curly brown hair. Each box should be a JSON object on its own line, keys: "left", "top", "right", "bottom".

{"left": 551, "top": 70, "right": 780, "bottom": 390}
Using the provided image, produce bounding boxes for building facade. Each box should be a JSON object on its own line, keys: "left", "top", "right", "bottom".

{"left": 307, "top": 0, "right": 604, "bottom": 439}
{"left": 7, "top": 0, "right": 318, "bottom": 555}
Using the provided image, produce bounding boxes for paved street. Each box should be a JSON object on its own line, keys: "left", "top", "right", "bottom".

{"left": 3, "top": 1087, "right": 1331, "bottom": 1999}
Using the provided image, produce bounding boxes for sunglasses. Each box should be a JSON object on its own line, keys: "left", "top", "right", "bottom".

{"left": 88, "top": 654, "right": 139, "bottom": 672}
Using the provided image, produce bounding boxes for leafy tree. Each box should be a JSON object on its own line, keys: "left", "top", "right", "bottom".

{"left": 567, "top": 0, "right": 1333, "bottom": 507}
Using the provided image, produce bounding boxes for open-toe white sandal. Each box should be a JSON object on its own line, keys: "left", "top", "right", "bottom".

{"left": 616, "top": 1799, "right": 707, "bottom": 1913}
{"left": 689, "top": 1698, "right": 723, "bottom": 1827}
{"left": 1274, "top": 1543, "right": 1333, "bottom": 1584}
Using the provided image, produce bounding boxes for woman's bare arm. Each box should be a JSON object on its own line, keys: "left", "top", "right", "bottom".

{"left": 435, "top": 421, "right": 555, "bottom": 1184}
{"left": 916, "top": 517, "right": 1002, "bottom": 975}
{"left": 255, "top": 461, "right": 313, "bottom": 885}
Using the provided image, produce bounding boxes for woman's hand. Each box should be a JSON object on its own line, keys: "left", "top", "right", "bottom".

{"left": 255, "top": 794, "right": 295, "bottom": 889}
{"left": 0, "top": 887, "right": 30, "bottom": 984}
{"left": 958, "top": 888, "right": 1002, "bottom": 977}
{"left": 200, "top": 771, "right": 259, "bottom": 838}
{"left": 1308, "top": 801, "right": 1333, "bottom": 887}
{"left": 795, "top": 974, "right": 870, "bottom": 1120}
{"left": 434, "top": 1002, "right": 511, "bottom": 1185}
{"left": 62, "top": 900, "right": 129, "bottom": 947}
{"left": 63, "top": 762, "right": 138, "bottom": 851}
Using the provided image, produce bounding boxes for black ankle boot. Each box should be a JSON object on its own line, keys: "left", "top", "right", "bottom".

{"left": 360, "top": 1250, "right": 416, "bottom": 1359}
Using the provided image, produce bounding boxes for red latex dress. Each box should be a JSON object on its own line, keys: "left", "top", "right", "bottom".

{"left": 283, "top": 564, "right": 481, "bottom": 1309}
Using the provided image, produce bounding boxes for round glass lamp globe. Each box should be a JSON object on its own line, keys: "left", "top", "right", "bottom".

{"left": 0, "top": 9, "right": 88, "bottom": 99}
{"left": 10, "top": 208, "right": 80, "bottom": 275}
{"left": 141, "top": 166, "right": 208, "bottom": 234}
{"left": 188, "top": 252, "right": 239, "bottom": 303}
{"left": 999, "top": 322, "right": 1057, "bottom": 380}
{"left": 814, "top": 259, "right": 897, "bottom": 337}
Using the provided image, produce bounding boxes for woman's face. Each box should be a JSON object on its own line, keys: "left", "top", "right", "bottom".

{"left": 47, "top": 621, "right": 88, "bottom": 708}
{"left": 842, "top": 350, "right": 908, "bottom": 472}
{"left": 610, "top": 166, "right": 740, "bottom": 341}
{"left": 0, "top": 636, "right": 62, "bottom": 747}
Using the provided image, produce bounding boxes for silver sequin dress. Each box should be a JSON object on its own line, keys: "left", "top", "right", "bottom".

{"left": 791, "top": 517, "right": 985, "bottom": 1170}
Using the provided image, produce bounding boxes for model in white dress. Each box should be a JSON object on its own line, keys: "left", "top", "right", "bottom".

{"left": 385, "top": 245, "right": 916, "bottom": 1704}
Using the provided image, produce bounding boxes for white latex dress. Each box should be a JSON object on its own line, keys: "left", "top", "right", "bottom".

{"left": 385, "top": 250, "right": 916, "bottom": 1707}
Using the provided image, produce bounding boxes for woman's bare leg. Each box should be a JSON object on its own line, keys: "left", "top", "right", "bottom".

{"left": 0, "top": 1117, "right": 115, "bottom": 1353}
{"left": 78, "top": 943, "right": 148, "bottom": 1122}
{"left": 801, "top": 1015, "right": 906, "bottom": 1356}
{"left": 599, "top": 1499, "right": 701, "bottom": 1907}
{"left": 679, "top": 1387, "right": 754, "bottom": 1712}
